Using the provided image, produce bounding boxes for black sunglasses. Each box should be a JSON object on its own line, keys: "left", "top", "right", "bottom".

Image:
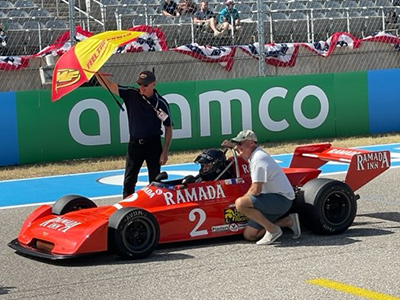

{"left": 138, "top": 83, "right": 149, "bottom": 87}
{"left": 237, "top": 140, "right": 248, "bottom": 146}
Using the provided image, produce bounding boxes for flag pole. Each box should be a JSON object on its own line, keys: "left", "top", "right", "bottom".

{"left": 96, "top": 73, "right": 125, "bottom": 111}
{"left": 87, "top": 70, "right": 125, "bottom": 111}
{"left": 68, "top": 0, "right": 76, "bottom": 46}
{"left": 256, "top": 0, "right": 266, "bottom": 77}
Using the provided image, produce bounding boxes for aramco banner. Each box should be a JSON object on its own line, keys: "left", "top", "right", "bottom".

{"left": 2, "top": 70, "right": 379, "bottom": 165}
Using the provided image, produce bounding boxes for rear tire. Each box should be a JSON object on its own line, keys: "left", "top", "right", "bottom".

{"left": 52, "top": 195, "right": 97, "bottom": 215}
{"left": 297, "top": 178, "right": 357, "bottom": 234}
{"left": 108, "top": 208, "right": 160, "bottom": 259}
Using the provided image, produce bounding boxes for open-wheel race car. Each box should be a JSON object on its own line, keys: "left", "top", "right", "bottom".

{"left": 8, "top": 143, "right": 391, "bottom": 260}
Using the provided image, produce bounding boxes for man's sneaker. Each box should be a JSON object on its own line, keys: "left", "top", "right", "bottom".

{"left": 289, "top": 213, "right": 301, "bottom": 239}
{"left": 256, "top": 226, "right": 282, "bottom": 245}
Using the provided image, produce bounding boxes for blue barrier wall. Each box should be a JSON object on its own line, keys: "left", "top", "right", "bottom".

{"left": 0, "top": 92, "right": 19, "bottom": 166}
{"left": 368, "top": 68, "right": 400, "bottom": 133}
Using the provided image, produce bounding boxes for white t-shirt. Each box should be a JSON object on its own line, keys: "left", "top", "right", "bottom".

{"left": 249, "top": 147, "right": 295, "bottom": 200}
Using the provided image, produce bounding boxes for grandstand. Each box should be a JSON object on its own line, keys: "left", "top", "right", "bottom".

{"left": 1, "top": 0, "right": 400, "bottom": 94}
{"left": 0, "top": 0, "right": 399, "bottom": 55}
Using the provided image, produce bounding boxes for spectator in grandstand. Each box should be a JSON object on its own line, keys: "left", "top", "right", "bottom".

{"left": 0, "top": 29, "right": 8, "bottom": 55}
{"left": 227, "top": 130, "right": 301, "bottom": 245}
{"left": 178, "top": 0, "right": 197, "bottom": 16}
{"left": 385, "top": 9, "right": 398, "bottom": 25}
{"left": 193, "top": 0, "right": 221, "bottom": 36}
{"left": 94, "top": 70, "right": 173, "bottom": 199}
{"left": 216, "top": 0, "right": 241, "bottom": 36}
{"left": 161, "top": 0, "right": 180, "bottom": 18}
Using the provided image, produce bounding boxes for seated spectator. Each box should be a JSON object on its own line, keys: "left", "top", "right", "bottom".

{"left": 193, "top": 0, "right": 221, "bottom": 36}
{"left": 194, "top": 149, "right": 233, "bottom": 182}
{"left": 178, "top": 0, "right": 197, "bottom": 16}
{"left": 216, "top": 0, "right": 241, "bottom": 36}
{"left": 161, "top": 0, "right": 180, "bottom": 18}
{"left": 385, "top": 9, "right": 398, "bottom": 25}
{"left": 0, "top": 29, "right": 8, "bottom": 55}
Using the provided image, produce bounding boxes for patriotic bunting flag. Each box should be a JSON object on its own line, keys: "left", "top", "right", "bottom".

{"left": 173, "top": 43, "right": 236, "bottom": 71}
{"left": 2, "top": 29, "right": 400, "bottom": 73}
{"left": 362, "top": 31, "right": 400, "bottom": 51}
{"left": 116, "top": 25, "right": 168, "bottom": 53}
{"left": 300, "top": 32, "right": 361, "bottom": 57}
{"left": 33, "top": 26, "right": 92, "bottom": 57}
{"left": 239, "top": 42, "right": 300, "bottom": 67}
{"left": 0, "top": 56, "right": 29, "bottom": 70}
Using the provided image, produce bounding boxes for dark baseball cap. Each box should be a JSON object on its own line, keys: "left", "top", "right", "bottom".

{"left": 136, "top": 70, "right": 156, "bottom": 85}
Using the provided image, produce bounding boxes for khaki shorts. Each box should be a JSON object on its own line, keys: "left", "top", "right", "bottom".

{"left": 216, "top": 23, "right": 226, "bottom": 31}
{"left": 198, "top": 19, "right": 215, "bottom": 33}
{"left": 203, "top": 19, "right": 212, "bottom": 30}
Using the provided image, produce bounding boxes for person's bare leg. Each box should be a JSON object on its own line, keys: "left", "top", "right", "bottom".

{"left": 275, "top": 213, "right": 301, "bottom": 239}
{"left": 235, "top": 195, "right": 277, "bottom": 232}
{"left": 209, "top": 18, "right": 220, "bottom": 35}
{"left": 275, "top": 216, "right": 291, "bottom": 228}
{"left": 216, "top": 22, "right": 229, "bottom": 36}
{"left": 243, "top": 226, "right": 265, "bottom": 241}
{"left": 236, "top": 195, "right": 283, "bottom": 245}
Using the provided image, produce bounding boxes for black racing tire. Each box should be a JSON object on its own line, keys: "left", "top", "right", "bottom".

{"left": 52, "top": 195, "right": 97, "bottom": 215}
{"left": 296, "top": 178, "right": 357, "bottom": 235}
{"left": 108, "top": 208, "right": 160, "bottom": 259}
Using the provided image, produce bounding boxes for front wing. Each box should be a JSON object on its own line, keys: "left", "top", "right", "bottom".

{"left": 8, "top": 239, "right": 90, "bottom": 260}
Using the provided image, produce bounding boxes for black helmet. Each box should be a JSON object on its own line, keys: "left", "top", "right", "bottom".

{"left": 194, "top": 149, "right": 226, "bottom": 180}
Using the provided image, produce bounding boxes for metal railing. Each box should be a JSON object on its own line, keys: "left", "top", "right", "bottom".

{"left": 59, "top": 0, "right": 105, "bottom": 31}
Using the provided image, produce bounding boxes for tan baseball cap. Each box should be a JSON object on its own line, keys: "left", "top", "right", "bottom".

{"left": 231, "top": 130, "right": 258, "bottom": 143}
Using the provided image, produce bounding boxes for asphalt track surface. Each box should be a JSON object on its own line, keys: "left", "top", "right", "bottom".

{"left": 1, "top": 168, "right": 400, "bottom": 299}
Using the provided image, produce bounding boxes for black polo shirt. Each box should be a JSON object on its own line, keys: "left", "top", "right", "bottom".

{"left": 160, "top": 0, "right": 178, "bottom": 16}
{"left": 118, "top": 86, "right": 172, "bottom": 139}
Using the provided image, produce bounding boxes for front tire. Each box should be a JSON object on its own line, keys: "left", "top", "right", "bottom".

{"left": 52, "top": 195, "right": 97, "bottom": 215}
{"left": 297, "top": 178, "right": 357, "bottom": 234}
{"left": 108, "top": 208, "right": 160, "bottom": 259}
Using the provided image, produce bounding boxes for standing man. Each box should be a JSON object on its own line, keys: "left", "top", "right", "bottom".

{"left": 95, "top": 71, "right": 173, "bottom": 199}
{"left": 231, "top": 130, "right": 301, "bottom": 245}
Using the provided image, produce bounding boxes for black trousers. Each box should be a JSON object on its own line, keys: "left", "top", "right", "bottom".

{"left": 123, "top": 137, "right": 162, "bottom": 198}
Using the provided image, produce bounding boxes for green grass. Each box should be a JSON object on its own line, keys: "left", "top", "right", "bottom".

{"left": 0, "top": 133, "right": 399, "bottom": 181}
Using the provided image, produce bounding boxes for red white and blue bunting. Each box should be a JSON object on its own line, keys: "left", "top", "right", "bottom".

{"left": 2, "top": 29, "right": 400, "bottom": 72}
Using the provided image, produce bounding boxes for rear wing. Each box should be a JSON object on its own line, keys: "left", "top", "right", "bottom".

{"left": 290, "top": 143, "right": 391, "bottom": 191}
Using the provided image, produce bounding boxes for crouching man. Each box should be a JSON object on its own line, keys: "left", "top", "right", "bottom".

{"left": 231, "top": 130, "right": 301, "bottom": 245}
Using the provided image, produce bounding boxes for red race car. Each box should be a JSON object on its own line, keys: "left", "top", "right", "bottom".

{"left": 8, "top": 143, "right": 390, "bottom": 260}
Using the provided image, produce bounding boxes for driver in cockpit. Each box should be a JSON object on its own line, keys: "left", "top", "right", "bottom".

{"left": 193, "top": 149, "right": 233, "bottom": 182}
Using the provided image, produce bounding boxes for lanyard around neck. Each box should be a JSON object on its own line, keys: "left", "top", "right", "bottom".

{"left": 141, "top": 93, "right": 159, "bottom": 111}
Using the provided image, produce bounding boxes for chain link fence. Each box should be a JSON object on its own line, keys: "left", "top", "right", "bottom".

{"left": 1, "top": 0, "right": 400, "bottom": 91}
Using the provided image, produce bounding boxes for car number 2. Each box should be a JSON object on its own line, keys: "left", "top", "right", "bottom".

{"left": 189, "top": 208, "right": 208, "bottom": 237}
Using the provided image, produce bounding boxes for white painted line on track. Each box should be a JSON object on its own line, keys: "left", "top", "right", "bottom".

{"left": 0, "top": 195, "right": 121, "bottom": 210}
